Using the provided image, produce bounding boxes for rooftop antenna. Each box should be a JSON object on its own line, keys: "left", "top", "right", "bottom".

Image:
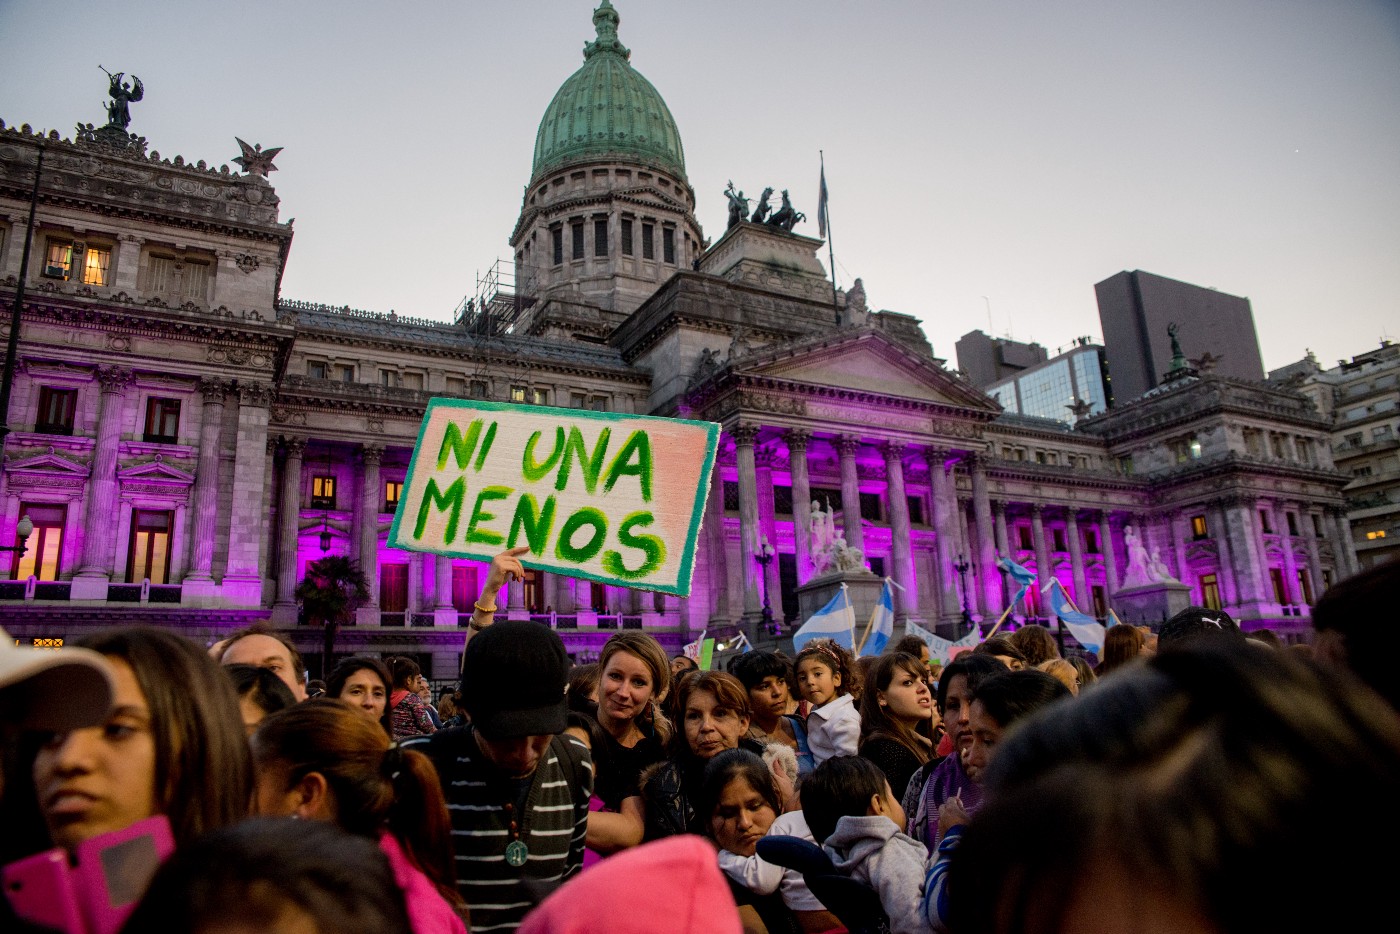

{"left": 982, "top": 296, "right": 992, "bottom": 335}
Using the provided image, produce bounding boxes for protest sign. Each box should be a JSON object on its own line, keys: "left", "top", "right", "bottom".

{"left": 389, "top": 399, "right": 720, "bottom": 596}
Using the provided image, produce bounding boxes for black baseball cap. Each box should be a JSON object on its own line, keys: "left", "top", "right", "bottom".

{"left": 1159, "top": 606, "right": 1244, "bottom": 650}
{"left": 460, "top": 621, "right": 569, "bottom": 739}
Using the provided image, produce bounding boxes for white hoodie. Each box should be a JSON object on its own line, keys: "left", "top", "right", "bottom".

{"left": 823, "top": 814, "right": 933, "bottom": 934}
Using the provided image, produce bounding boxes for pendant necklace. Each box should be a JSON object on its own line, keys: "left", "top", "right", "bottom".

{"left": 503, "top": 802, "right": 529, "bottom": 867}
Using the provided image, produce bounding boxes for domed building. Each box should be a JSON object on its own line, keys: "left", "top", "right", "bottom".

{"left": 0, "top": 1, "right": 1357, "bottom": 677}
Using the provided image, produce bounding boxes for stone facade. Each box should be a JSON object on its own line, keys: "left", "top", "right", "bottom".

{"left": 0, "top": 9, "right": 1358, "bottom": 672}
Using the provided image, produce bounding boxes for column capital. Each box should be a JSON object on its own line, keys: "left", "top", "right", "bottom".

{"left": 834, "top": 435, "right": 862, "bottom": 457}
{"left": 924, "top": 446, "right": 951, "bottom": 474}
{"left": 753, "top": 445, "right": 776, "bottom": 469}
{"left": 729, "top": 424, "right": 760, "bottom": 447}
{"left": 198, "top": 377, "right": 232, "bottom": 404}
{"left": 1030, "top": 502, "right": 1044, "bottom": 518}
{"left": 282, "top": 436, "right": 307, "bottom": 459}
{"left": 1065, "top": 507, "right": 1080, "bottom": 526}
{"left": 991, "top": 499, "right": 1005, "bottom": 516}
{"left": 783, "top": 428, "right": 812, "bottom": 454}
{"left": 95, "top": 365, "right": 134, "bottom": 394}
{"left": 879, "top": 440, "right": 909, "bottom": 464}
{"left": 359, "top": 443, "right": 385, "bottom": 467}
{"left": 237, "top": 380, "right": 275, "bottom": 407}
{"left": 962, "top": 450, "right": 987, "bottom": 472}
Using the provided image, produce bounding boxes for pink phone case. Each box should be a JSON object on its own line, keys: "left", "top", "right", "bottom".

{"left": 3, "top": 847, "right": 87, "bottom": 933}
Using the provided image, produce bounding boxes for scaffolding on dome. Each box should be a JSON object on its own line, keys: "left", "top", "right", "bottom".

{"left": 453, "top": 259, "right": 538, "bottom": 337}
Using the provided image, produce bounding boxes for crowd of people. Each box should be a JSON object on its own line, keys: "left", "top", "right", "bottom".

{"left": 1, "top": 548, "right": 1397, "bottom": 934}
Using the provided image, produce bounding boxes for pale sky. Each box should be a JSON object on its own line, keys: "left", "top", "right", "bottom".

{"left": 3, "top": 0, "right": 1397, "bottom": 372}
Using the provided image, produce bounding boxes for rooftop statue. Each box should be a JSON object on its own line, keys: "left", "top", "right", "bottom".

{"left": 101, "top": 67, "right": 143, "bottom": 129}
{"left": 750, "top": 187, "right": 773, "bottom": 224}
{"left": 766, "top": 189, "right": 806, "bottom": 232}
{"left": 233, "top": 138, "right": 284, "bottom": 178}
{"left": 725, "top": 181, "right": 749, "bottom": 229}
{"left": 1167, "top": 321, "right": 1189, "bottom": 373}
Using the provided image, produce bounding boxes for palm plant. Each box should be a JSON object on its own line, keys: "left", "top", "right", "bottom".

{"left": 295, "top": 555, "right": 371, "bottom": 679}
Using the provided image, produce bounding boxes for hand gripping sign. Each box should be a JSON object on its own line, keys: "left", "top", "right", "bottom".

{"left": 390, "top": 400, "right": 720, "bottom": 596}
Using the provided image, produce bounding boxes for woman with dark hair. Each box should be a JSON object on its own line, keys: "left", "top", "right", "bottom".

{"left": 225, "top": 663, "right": 297, "bottom": 736}
{"left": 902, "top": 653, "right": 1008, "bottom": 850}
{"left": 1008, "top": 624, "right": 1059, "bottom": 667}
{"left": 941, "top": 644, "right": 1400, "bottom": 934}
{"left": 699, "top": 748, "right": 805, "bottom": 934}
{"left": 252, "top": 699, "right": 466, "bottom": 934}
{"left": 387, "top": 656, "right": 436, "bottom": 740}
{"left": 731, "top": 651, "right": 809, "bottom": 772}
{"left": 29, "top": 626, "right": 251, "bottom": 854}
{"left": 122, "top": 818, "right": 413, "bottom": 934}
{"left": 859, "top": 652, "right": 937, "bottom": 800}
{"left": 328, "top": 655, "right": 394, "bottom": 735}
{"left": 1094, "top": 624, "right": 1145, "bottom": 678}
{"left": 640, "top": 670, "right": 762, "bottom": 839}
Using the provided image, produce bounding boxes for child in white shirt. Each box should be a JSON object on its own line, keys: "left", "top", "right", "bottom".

{"left": 796, "top": 639, "right": 860, "bottom": 764}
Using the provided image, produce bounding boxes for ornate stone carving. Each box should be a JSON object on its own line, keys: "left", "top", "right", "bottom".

{"left": 198, "top": 377, "right": 231, "bottom": 404}
{"left": 269, "top": 408, "right": 307, "bottom": 427}
{"left": 366, "top": 417, "right": 385, "bottom": 434}
{"left": 105, "top": 334, "right": 131, "bottom": 352}
{"left": 95, "top": 366, "right": 134, "bottom": 393}
{"left": 233, "top": 139, "right": 283, "bottom": 177}
{"left": 234, "top": 253, "right": 260, "bottom": 274}
{"left": 736, "top": 389, "right": 805, "bottom": 416}
{"left": 783, "top": 429, "right": 812, "bottom": 454}
{"left": 834, "top": 435, "right": 862, "bottom": 458}
{"left": 729, "top": 424, "right": 760, "bottom": 447}
{"left": 282, "top": 437, "right": 307, "bottom": 459}
{"left": 879, "top": 440, "right": 908, "bottom": 464}
{"left": 237, "top": 381, "right": 274, "bottom": 407}
{"left": 360, "top": 444, "right": 385, "bottom": 466}
{"left": 208, "top": 346, "right": 272, "bottom": 368}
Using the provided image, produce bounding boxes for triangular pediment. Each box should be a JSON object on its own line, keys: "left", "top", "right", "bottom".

{"left": 5, "top": 450, "right": 90, "bottom": 476}
{"left": 117, "top": 458, "right": 196, "bottom": 485}
{"left": 735, "top": 328, "right": 1000, "bottom": 412}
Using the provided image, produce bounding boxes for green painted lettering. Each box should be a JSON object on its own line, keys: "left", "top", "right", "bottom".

{"left": 464, "top": 486, "right": 512, "bottom": 546}
{"left": 602, "top": 429, "right": 653, "bottom": 501}
{"left": 602, "top": 510, "right": 666, "bottom": 580}
{"left": 436, "top": 420, "right": 482, "bottom": 471}
{"left": 555, "top": 426, "right": 611, "bottom": 494}
{"left": 474, "top": 421, "right": 498, "bottom": 471}
{"left": 555, "top": 507, "right": 608, "bottom": 564}
{"left": 413, "top": 477, "right": 466, "bottom": 544}
{"left": 522, "top": 427, "right": 566, "bottom": 483}
{"left": 507, "top": 494, "right": 557, "bottom": 556}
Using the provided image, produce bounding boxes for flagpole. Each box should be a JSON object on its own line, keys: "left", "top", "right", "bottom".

{"left": 820, "top": 150, "right": 838, "bottom": 320}
{"left": 983, "top": 604, "right": 1017, "bottom": 640}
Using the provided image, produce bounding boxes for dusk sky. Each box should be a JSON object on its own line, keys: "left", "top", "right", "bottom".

{"left": 4, "top": 0, "right": 1397, "bottom": 373}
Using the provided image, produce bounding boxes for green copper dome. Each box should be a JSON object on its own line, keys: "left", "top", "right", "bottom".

{"left": 531, "top": 1, "right": 686, "bottom": 182}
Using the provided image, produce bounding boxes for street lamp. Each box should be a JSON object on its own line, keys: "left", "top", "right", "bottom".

{"left": 0, "top": 515, "right": 34, "bottom": 557}
{"left": 953, "top": 552, "right": 973, "bottom": 632}
{"left": 754, "top": 535, "right": 777, "bottom": 637}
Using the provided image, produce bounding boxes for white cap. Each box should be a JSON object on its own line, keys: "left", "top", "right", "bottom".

{"left": 0, "top": 626, "right": 115, "bottom": 732}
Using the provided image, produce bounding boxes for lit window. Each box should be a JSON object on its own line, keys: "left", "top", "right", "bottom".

{"left": 12, "top": 504, "right": 66, "bottom": 581}
{"left": 311, "top": 475, "right": 336, "bottom": 509}
{"left": 143, "top": 398, "right": 181, "bottom": 444}
{"left": 127, "top": 509, "right": 172, "bottom": 585}
{"left": 1367, "top": 530, "right": 1388, "bottom": 540}
{"left": 1191, "top": 515, "right": 1208, "bottom": 539}
{"left": 384, "top": 481, "right": 403, "bottom": 511}
{"left": 81, "top": 246, "right": 112, "bottom": 286}
{"left": 1189, "top": 438, "right": 1202, "bottom": 459}
{"left": 43, "top": 239, "right": 73, "bottom": 279}
{"left": 36, "top": 387, "right": 77, "bottom": 435}
{"left": 532, "top": 388, "right": 549, "bottom": 406}
{"left": 511, "top": 386, "right": 527, "bottom": 403}
{"left": 1200, "top": 573, "right": 1221, "bottom": 611}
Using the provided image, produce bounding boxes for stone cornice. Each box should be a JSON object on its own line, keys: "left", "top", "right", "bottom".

{"left": 1081, "top": 376, "right": 1331, "bottom": 443}
{"left": 1132, "top": 451, "right": 1350, "bottom": 492}
{"left": 690, "top": 371, "right": 998, "bottom": 428}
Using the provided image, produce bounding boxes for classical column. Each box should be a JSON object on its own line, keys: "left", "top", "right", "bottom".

{"left": 221, "top": 381, "right": 275, "bottom": 603}
{"left": 434, "top": 554, "right": 454, "bottom": 617}
{"left": 786, "top": 430, "right": 813, "bottom": 581}
{"left": 1098, "top": 511, "right": 1118, "bottom": 593}
{"left": 1170, "top": 511, "right": 1191, "bottom": 588}
{"left": 1206, "top": 501, "right": 1239, "bottom": 607}
{"left": 925, "top": 448, "right": 957, "bottom": 621}
{"left": 408, "top": 552, "right": 423, "bottom": 616}
{"left": 967, "top": 454, "right": 1001, "bottom": 614}
{"left": 704, "top": 463, "right": 730, "bottom": 623}
{"left": 358, "top": 444, "right": 383, "bottom": 611}
{"left": 1066, "top": 509, "right": 1089, "bottom": 609}
{"left": 992, "top": 501, "right": 1011, "bottom": 603}
{"left": 185, "top": 378, "right": 227, "bottom": 581}
{"left": 1031, "top": 504, "right": 1051, "bottom": 607}
{"left": 75, "top": 367, "right": 134, "bottom": 582}
{"left": 881, "top": 442, "right": 918, "bottom": 619}
{"left": 732, "top": 425, "right": 762, "bottom": 620}
{"left": 754, "top": 447, "right": 781, "bottom": 620}
{"left": 1272, "top": 502, "right": 1299, "bottom": 605}
{"left": 273, "top": 438, "right": 306, "bottom": 608}
{"left": 1303, "top": 508, "right": 1323, "bottom": 603}
{"left": 1328, "top": 507, "right": 1358, "bottom": 578}
{"left": 835, "top": 435, "right": 865, "bottom": 555}
{"left": 1224, "top": 496, "right": 1269, "bottom": 610}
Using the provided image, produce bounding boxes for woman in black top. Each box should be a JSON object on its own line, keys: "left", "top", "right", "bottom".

{"left": 858, "top": 652, "right": 937, "bottom": 801}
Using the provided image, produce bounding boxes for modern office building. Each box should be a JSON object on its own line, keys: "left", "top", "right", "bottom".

{"left": 1270, "top": 342, "right": 1400, "bottom": 568}
{"left": 954, "top": 330, "right": 1047, "bottom": 389}
{"left": 0, "top": 3, "right": 1356, "bottom": 673}
{"left": 979, "top": 336, "right": 1111, "bottom": 425}
{"left": 1095, "top": 270, "right": 1265, "bottom": 401}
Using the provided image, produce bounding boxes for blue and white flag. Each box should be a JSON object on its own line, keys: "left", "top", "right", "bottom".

{"left": 792, "top": 584, "right": 855, "bottom": 652}
{"left": 1042, "top": 578, "right": 1105, "bottom": 655}
{"left": 905, "top": 619, "right": 982, "bottom": 665}
{"left": 860, "top": 579, "right": 896, "bottom": 657}
{"left": 997, "top": 554, "right": 1038, "bottom": 609}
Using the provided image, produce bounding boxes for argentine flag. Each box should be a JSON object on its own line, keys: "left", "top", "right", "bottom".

{"left": 860, "top": 579, "right": 896, "bottom": 657}
{"left": 792, "top": 585, "right": 856, "bottom": 652}
{"left": 1043, "top": 578, "right": 1105, "bottom": 655}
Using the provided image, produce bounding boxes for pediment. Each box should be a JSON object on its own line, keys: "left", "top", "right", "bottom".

{"left": 118, "top": 457, "right": 196, "bottom": 485}
{"left": 5, "top": 450, "right": 90, "bottom": 476}
{"left": 736, "top": 329, "right": 1000, "bottom": 412}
